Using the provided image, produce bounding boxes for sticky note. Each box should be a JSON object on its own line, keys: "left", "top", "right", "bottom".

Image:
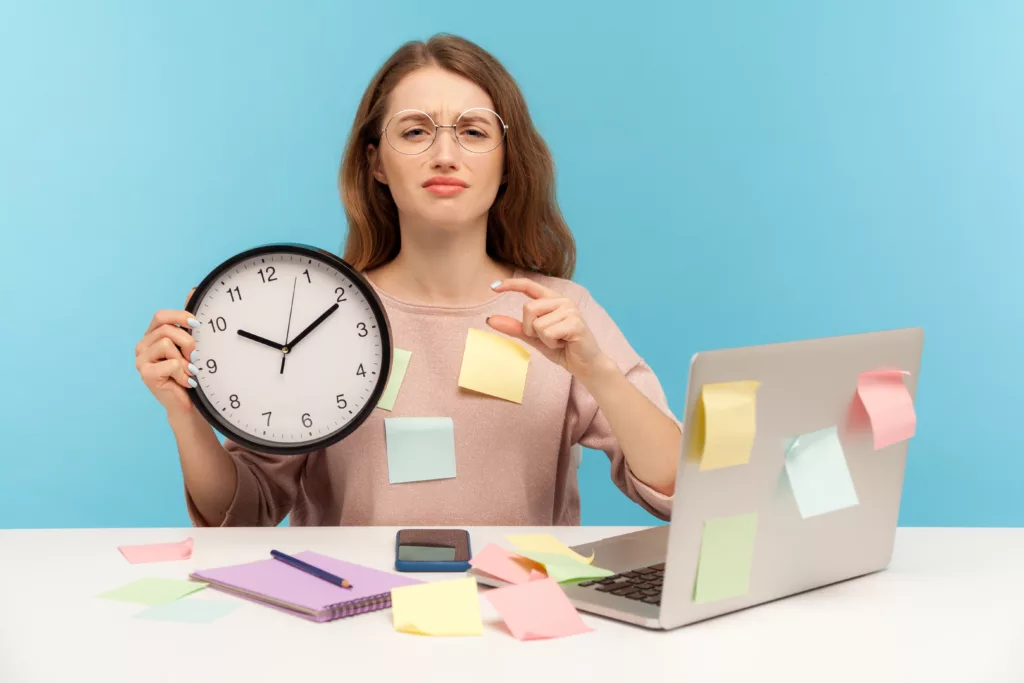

{"left": 856, "top": 369, "right": 917, "bottom": 449}
{"left": 377, "top": 348, "right": 412, "bottom": 411}
{"left": 457, "top": 328, "right": 530, "bottom": 403}
{"left": 134, "top": 599, "right": 239, "bottom": 624}
{"left": 784, "top": 426, "right": 859, "bottom": 518}
{"left": 118, "top": 537, "right": 194, "bottom": 564}
{"left": 693, "top": 513, "right": 758, "bottom": 604}
{"left": 695, "top": 380, "right": 760, "bottom": 471}
{"left": 506, "top": 533, "right": 595, "bottom": 564}
{"left": 513, "top": 551, "right": 614, "bottom": 583}
{"left": 384, "top": 417, "right": 456, "bottom": 484}
{"left": 391, "top": 577, "right": 483, "bottom": 636}
{"left": 484, "top": 577, "right": 593, "bottom": 640}
{"left": 97, "top": 578, "right": 208, "bottom": 606}
{"left": 469, "top": 543, "right": 538, "bottom": 584}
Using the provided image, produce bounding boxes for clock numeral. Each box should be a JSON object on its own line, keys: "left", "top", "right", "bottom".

{"left": 229, "top": 394, "right": 240, "bottom": 409}
{"left": 302, "top": 413, "right": 313, "bottom": 428}
{"left": 208, "top": 316, "right": 227, "bottom": 333}
{"left": 335, "top": 286, "right": 347, "bottom": 303}
{"left": 356, "top": 322, "right": 368, "bottom": 337}
{"left": 257, "top": 266, "right": 277, "bottom": 283}
{"left": 227, "top": 286, "right": 242, "bottom": 302}
{"left": 206, "top": 359, "right": 218, "bottom": 374}
{"left": 336, "top": 394, "right": 347, "bottom": 409}
{"left": 262, "top": 411, "right": 271, "bottom": 426}
{"left": 303, "top": 269, "right": 311, "bottom": 284}
{"left": 356, "top": 363, "right": 366, "bottom": 377}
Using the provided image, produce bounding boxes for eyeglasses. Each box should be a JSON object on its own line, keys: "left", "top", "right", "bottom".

{"left": 381, "top": 108, "right": 508, "bottom": 155}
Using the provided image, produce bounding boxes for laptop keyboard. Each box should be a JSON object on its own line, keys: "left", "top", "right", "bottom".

{"left": 577, "top": 563, "right": 664, "bottom": 605}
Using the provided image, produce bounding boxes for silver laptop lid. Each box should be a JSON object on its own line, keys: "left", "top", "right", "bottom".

{"left": 658, "top": 327, "right": 923, "bottom": 629}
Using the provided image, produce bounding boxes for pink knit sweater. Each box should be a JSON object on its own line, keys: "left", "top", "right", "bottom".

{"left": 186, "top": 268, "right": 678, "bottom": 527}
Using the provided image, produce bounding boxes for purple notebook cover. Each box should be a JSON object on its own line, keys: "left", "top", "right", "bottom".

{"left": 191, "top": 551, "right": 422, "bottom": 622}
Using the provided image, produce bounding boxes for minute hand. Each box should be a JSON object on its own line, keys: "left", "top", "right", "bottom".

{"left": 286, "top": 303, "right": 340, "bottom": 350}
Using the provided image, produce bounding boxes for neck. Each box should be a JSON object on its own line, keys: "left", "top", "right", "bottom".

{"left": 367, "top": 215, "right": 514, "bottom": 307}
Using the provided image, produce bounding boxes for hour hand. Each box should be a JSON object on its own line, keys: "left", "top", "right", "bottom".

{"left": 237, "top": 329, "right": 285, "bottom": 351}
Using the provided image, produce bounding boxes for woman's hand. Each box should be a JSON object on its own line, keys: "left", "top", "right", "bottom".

{"left": 485, "top": 279, "right": 616, "bottom": 384}
{"left": 135, "top": 288, "right": 201, "bottom": 415}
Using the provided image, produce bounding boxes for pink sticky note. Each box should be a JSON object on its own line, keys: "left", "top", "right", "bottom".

{"left": 118, "top": 537, "right": 194, "bottom": 564}
{"left": 469, "top": 543, "right": 538, "bottom": 585}
{"left": 484, "top": 578, "right": 593, "bottom": 640}
{"left": 528, "top": 569, "right": 547, "bottom": 581}
{"left": 856, "top": 370, "right": 917, "bottom": 450}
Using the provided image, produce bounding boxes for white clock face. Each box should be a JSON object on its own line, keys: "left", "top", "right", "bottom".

{"left": 190, "top": 249, "right": 389, "bottom": 452}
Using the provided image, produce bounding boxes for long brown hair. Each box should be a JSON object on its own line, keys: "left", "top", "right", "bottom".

{"left": 338, "top": 33, "right": 575, "bottom": 279}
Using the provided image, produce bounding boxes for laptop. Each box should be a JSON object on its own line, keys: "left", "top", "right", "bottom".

{"left": 471, "top": 327, "right": 923, "bottom": 629}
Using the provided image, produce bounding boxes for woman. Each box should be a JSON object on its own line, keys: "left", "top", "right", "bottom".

{"left": 135, "top": 34, "right": 682, "bottom": 528}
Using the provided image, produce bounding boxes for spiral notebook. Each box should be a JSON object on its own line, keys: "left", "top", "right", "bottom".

{"left": 190, "top": 550, "right": 423, "bottom": 622}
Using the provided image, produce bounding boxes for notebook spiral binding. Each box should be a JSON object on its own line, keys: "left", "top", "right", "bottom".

{"left": 329, "top": 592, "right": 394, "bottom": 619}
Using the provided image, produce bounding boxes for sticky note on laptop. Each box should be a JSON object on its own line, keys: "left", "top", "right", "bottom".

{"left": 457, "top": 328, "right": 530, "bottom": 403}
{"left": 694, "top": 380, "right": 760, "bottom": 470}
{"left": 377, "top": 348, "right": 412, "bottom": 411}
{"left": 693, "top": 513, "right": 758, "bottom": 604}
{"left": 784, "top": 426, "right": 859, "bottom": 518}
{"left": 856, "top": 369, "right": 917, "bottom": 449}
{"left": 484, "top": 578, "right": 593, "bottom": 640}
{"left": 384, "top": 417, "right": 456, "bottom": 484}
{"left": 391, "top": 577, "right": 482, "bottom": 636}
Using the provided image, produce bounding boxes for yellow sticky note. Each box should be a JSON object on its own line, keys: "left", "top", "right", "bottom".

{"left": 506, "top": 534, "right": 595, "bottom": 565}
{"left": 693, "top": 380, "right": 760, "bottom": 471}
{"left": 391, "top": 577, "right": 483, "bottom": 636}
{"left": 457, "top": 328, "right": 530, "bottom": 403}
{"left": 377, "top": 348, "right": 412, "bottom": 411}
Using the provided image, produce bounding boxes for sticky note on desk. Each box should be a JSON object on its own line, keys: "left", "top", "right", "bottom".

{"left": 118, "top": 537, "right": 194, "bottom": 564}
{"left": 134, "top": 599, "right": 239, "bottom": 624}
{"left": 391, "top": 577, "right": 482, "bottom": 636}
{"left": 693, "top": 513, "right": 758, "bottom": 604}
{"left": 377, "top": 348, "right": 411, "bottom": 411}
{"left": 784, "top": 426, "right": 859, "bottom": 518}
{"left": 513, "top": 551, "right": 614, "bottom": 583}
{"left": 856, "top": 369, "right": 917, "bottom": 449}
{"left": 97, "top": 578, "right": 207, "bottom": 606}
{"left": 506, "top": 533, "right": 595, "bottom": 564}
{"left": 469, "top": 543, "right": 538, "bottom": 584}
{"left": 457, "top": 328, "right": 530, "bottom": 403}
{"left": 484, "top": 578, "right": 593, "bottom": 640}
{"left": 695, "top": 380, "right": 760, "bottom": 470}
{"left": 384, "top": 417, "right": 456, "bottom": 484}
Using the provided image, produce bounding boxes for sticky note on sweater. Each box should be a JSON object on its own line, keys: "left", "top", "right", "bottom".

{"left": 384, "top": 417, "right": 457, "bottom": 484}
{"left": 457, "top": 328, "right": 530, "bottom": 403}
{"left": 377, "top": 348, "right": 412, "bottom": 411}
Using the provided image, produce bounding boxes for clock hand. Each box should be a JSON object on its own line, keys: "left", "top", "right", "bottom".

{"left": 237, "top": 329, "right": 285, "bottom": 351}
{"left": 286, "top": 303, "right": 340, "bottom": 350}
{"left": 281, "top": 276, "right": 297, "bottom": 375}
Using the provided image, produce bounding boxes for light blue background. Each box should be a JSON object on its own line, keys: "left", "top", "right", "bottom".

{"left": 1, "top": 2, "right": 1020, "bottom": 529}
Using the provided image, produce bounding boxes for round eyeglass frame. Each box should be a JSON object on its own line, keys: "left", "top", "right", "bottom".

{"left": 380, "top": 107, "right": 509, "bottom": 155}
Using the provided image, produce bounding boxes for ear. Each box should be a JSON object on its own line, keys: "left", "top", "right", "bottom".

{"left": 367, "top": 143, "right": 388, "bottom": 185}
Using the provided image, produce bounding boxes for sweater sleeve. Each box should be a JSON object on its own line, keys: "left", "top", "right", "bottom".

{"left": 567, "top": 289, "right": 681, "bottom": 521}
{"left": 185, "top": 439, "right": 312, "bottom": 527}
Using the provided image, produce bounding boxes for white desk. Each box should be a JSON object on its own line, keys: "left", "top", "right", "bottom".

{"left": 0, "top": 526, "right": 1021, "bottom": 682}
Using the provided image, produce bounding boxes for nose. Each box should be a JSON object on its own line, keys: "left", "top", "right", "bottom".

{"left": 429, "top": 126, "right": 460, "bottom": 169}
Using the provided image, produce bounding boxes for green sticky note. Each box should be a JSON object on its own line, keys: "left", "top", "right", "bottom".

{"left": 515, "top": 550, "right": 615, "bottom": 583}
{"left": 398, "top": 545, "right": 458, "bottom": 562}
{"left": 384, "top": 417, "right": 457, "bottom": 484}
{"left": 377, "top": 348, "right": 412, "bottom": 411}
{"left": 693, "top": 513, "right": 758, "bottom": 604}
{"left": 134, "top": 599, "right": 239, "bottom": 623}
{"left": 97, "top": 578, "right": 207, "bottom": 606}
{"left": 784, "top": 425, "right": 859, "bottom": 518}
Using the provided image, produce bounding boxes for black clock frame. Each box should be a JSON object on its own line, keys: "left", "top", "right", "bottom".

{"left": 184, "top": 243, "right": 393, "bottom": 456}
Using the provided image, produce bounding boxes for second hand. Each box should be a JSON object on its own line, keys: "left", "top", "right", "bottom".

{"left": 281, "top": 276, "right": 297, "bottom": 374}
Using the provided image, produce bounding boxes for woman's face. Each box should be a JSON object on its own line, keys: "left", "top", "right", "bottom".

{"left": 369, "top": 66, "right": 506, "bottom": 233}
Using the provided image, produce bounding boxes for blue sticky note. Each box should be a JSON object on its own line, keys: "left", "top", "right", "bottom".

{"left": 133, "top": 599, "right": 240, "bottom": 624}
{"left": 784, "top": 426, "right": 859, "bottom": 518}
{"left": 384, "top": 417, "right": 457, "bottom": 484}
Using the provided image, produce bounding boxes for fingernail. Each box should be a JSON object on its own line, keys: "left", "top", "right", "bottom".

{"left": 187, "top": 318, "right": 201, "bottom": 329}
{"left": 190, "top": 350, "right": 199, "bottom": 363}
{"left": 187, "top": 377, "right": 197, "bottom": 388}
{"left": 489, "top": 280, "right": 501, "bottom": 290}
{"left": 188, "top": 363, "right": 199, "bottom": 375}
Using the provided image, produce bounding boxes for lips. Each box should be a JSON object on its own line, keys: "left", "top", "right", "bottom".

{"left": 422, "top": 176, "right": 469, "bottom": 188}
